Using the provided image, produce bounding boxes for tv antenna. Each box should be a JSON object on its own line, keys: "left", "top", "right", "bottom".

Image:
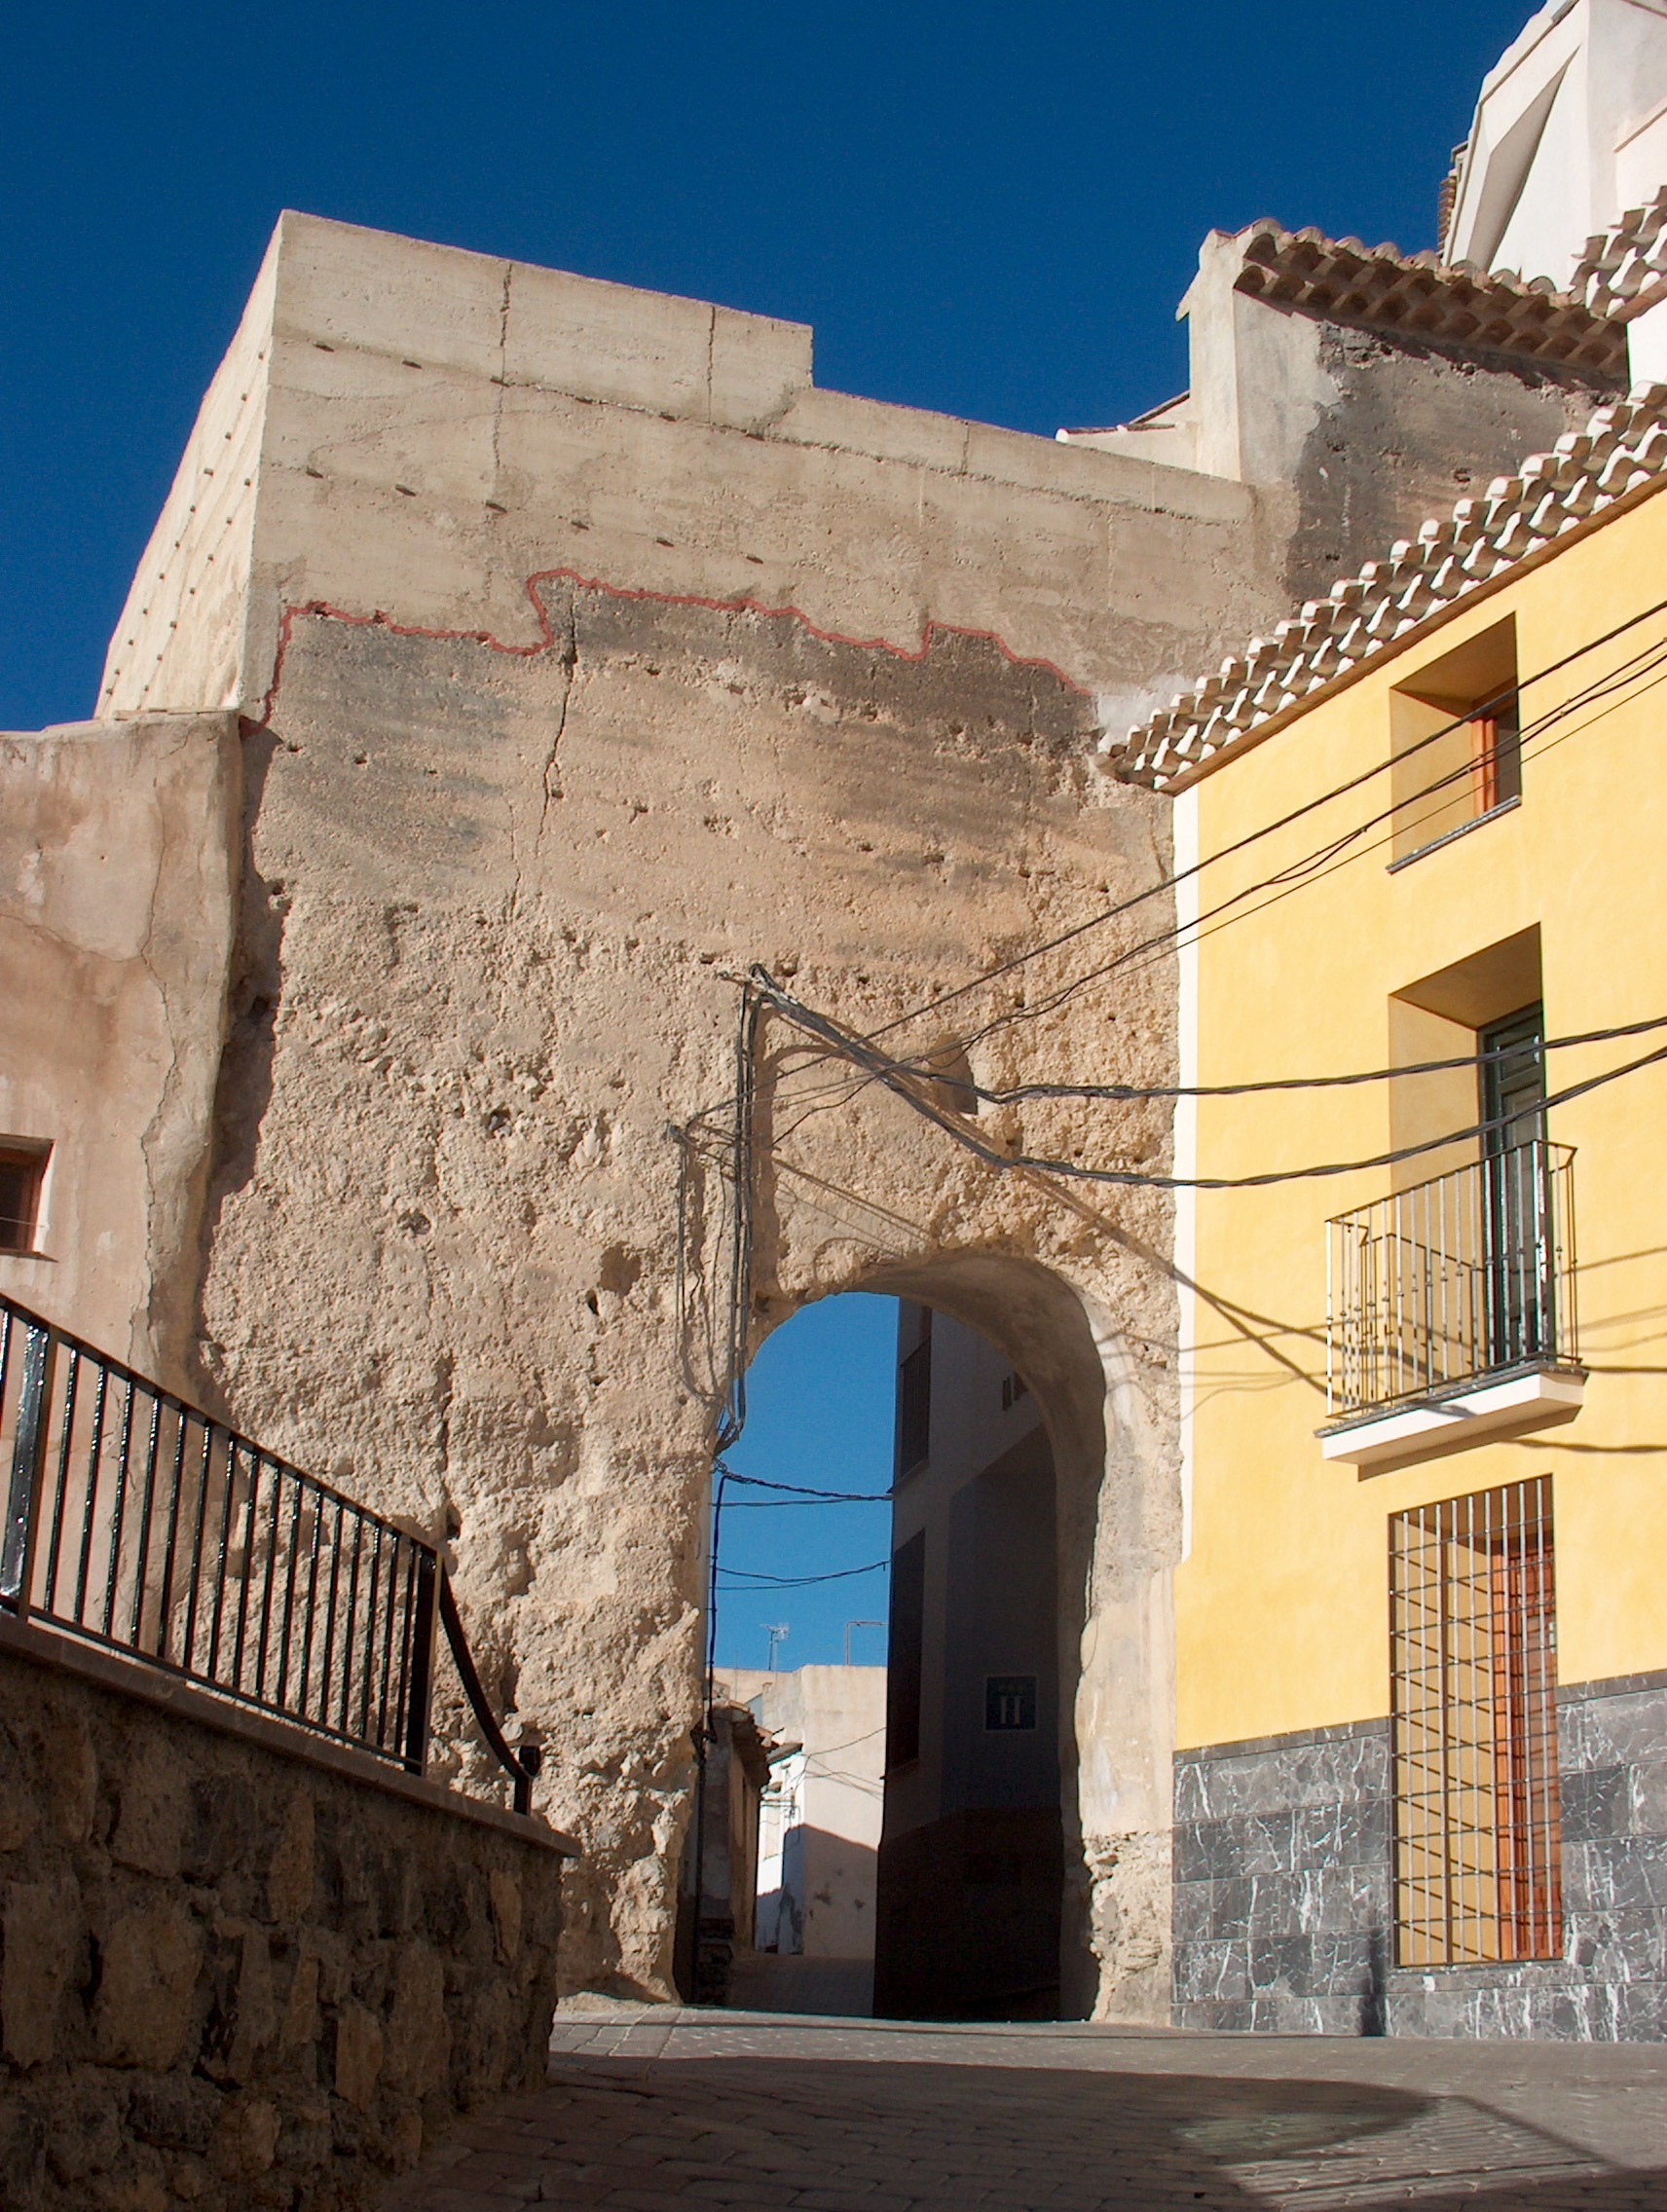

{"left": 762, "top": 1622, "right": 790, "bottom": 1672}
{"left": 844, "top": 1620, "right": 885, "bottom": 1665}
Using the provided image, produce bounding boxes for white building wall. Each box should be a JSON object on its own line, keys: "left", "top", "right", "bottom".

{"left": 1446, "top": 0, "right": 1667, "bottom": 289}
{"left": 722, "top": 1663, "right": 886, "bottom": 1961}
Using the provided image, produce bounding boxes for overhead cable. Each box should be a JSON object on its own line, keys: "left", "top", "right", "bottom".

{"left": 749, "top": 968, "right": 1667, "bottom": 1192}
{"left": 860, "top": 591, "right": 1667, "bottom": 1045}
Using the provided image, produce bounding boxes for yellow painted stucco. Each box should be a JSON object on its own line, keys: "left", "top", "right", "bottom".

{"left": 1178, "top": 478, "right": 1667, "bottom": 1753}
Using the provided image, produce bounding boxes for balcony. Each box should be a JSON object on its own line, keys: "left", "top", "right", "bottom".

{"left": 1319, "top": 1140, "right": 1584, "bottom": 1473}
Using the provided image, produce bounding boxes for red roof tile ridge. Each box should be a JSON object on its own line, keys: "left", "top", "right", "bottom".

{"left": 1230, "top": 220, "right": 1624, "bottom": 378}
{"left": 1104, "top": 384, "right": 1667, "bottom": 791}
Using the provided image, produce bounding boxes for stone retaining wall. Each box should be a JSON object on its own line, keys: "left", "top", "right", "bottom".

{"left": 0, "top": 1619, "right": 569, "bottom": 2209}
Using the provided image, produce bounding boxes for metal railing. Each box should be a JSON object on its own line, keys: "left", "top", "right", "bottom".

{"left": 0, "top": 1295, "right": 538, "bottom": 1814}
{"left": 1327, "top": 1140, "right": 1577, "bottom": 1419}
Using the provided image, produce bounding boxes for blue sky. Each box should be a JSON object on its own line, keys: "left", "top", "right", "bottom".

{"left": 718, "top": 1295, "right": 898, "bottom": 1673}
{"left": 3, "top": 1, "right": 1541, "bottom": 1663}
{"left": 3, "top": 0, "right": 1535, "bottom": 732}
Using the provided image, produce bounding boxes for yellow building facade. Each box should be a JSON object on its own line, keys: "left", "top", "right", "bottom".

{"left": 1123, "top": 392, "right": 1667, "bottom": 2038}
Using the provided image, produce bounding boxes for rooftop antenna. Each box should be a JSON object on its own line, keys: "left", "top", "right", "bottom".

{"left": 845, "top": 1619, "right": 885, "bottom": 1666}
{"left": 763, "top": 1622, "right": 790, "bottom": 1672}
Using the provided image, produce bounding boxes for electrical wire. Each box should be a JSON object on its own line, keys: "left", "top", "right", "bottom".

{"left": 758, "top": 630, "right": 1667, "bottom": 1142}
{"left": 692, "top": 598, "right": 1667, "bottom": 1725}
{"left": 919, "top": 632, "right": 1667, "bottom": 1065}
{"left": 718, "top": 1559, "right": 890, "bottom": 1587}
{"left": 792, "top": 1009, "right": 1667, "bottom": 1112}
{"left": 749, "top": 969, "right": 1667, "bottom": 1192}
{"left": 724, "top": 1495, "right": 889, "bottom": 1508}
{"left": 855, "top": 590, "right": 1667, "bottom": 1046}
{"left": 717, "top": 1467, "right": 887, "bottom": 1502}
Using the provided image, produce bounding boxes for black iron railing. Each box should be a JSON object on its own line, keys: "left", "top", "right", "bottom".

{"left": 0, "top": 1295, "right": 538, "bottom": 1814}
{"left": 1327, "top": 1140, "right": 1577, "bottom": 1419}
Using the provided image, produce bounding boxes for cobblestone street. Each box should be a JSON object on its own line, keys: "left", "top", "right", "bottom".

{"left": 398, "top": 2011, "right": 1667, "bottom": 2211}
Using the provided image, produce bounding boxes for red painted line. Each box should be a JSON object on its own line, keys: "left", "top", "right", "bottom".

{"left": 248, "top": 563, "right": 1090, "bottom": 728}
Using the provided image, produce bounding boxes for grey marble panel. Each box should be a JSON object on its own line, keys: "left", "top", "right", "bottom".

{"left": 1174, "top": 1725, "right": 1389, "bottom": 1823}
{"left": 1173, "top": 1678, "right": 1667, "bottom": 2042}
{"left": 1174, "top": 1809, "right": 1296, "bottom": 1883}
{"left": 1293, "top": 1862, "right": 1389, "bottom": 1935}
{"left": 1560, "top": 1763, "right": 1629, "bottom": 1841}
{"left": 1292, "top": 1793, "right": 1390, "bottom": 1869}
{"left": 1566, "top": 1686, "right": 1667, "bottom": 1771}
{"left": 1173, "top": 1937, "right": 1252, "bottom": 2005}
{"left": 1631, "top": 1759, "right": 1667, "bottom": 1836}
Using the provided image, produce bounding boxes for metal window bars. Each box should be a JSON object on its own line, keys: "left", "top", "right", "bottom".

{"left": 1390, "top": 1476, "right": 1562, "bottom": 1967}
{"left": 0, "top": 1294, "right": 538, "bottom": 1815}
{"left": 1327, "top": 1140, "right": 1576, "bottom": 1419}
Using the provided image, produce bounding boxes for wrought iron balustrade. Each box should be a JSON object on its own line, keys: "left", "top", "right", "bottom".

{"left": 0, "top": 1295, "right": 538, "bottom": 1814}
{"left": 1326, "top": 1140, "right": 1577, "bottom": 1420}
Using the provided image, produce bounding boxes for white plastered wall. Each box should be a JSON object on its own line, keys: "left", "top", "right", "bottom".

{"left": 1446, "top": 0, "right": 1667, "bottom": 288}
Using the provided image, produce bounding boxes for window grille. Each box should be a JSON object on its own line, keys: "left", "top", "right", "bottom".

{"left": 1390, "top": 1476, "right": 1562, "bottom": 1967}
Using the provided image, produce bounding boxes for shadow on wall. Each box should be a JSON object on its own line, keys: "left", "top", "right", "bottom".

{"left": 843, "top": 1254, "right": 1132, "bottom": 2022}
{"left": 754, "top": 1830, "right": 878, "bottom": 1967}
{"left": 726, "top": 1954, "right": 876, "bottom": 2018}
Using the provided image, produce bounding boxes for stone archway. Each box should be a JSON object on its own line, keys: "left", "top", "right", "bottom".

{"left": 76, "top": 221, "right": 1200, "bottom": 2020}
{"left": 727, "top": 1150, "right": 1179, "bottom": 2023}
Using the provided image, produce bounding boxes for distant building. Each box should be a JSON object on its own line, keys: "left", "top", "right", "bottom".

{"left": 1113, "top": 228, "right": 1667, "bottom": 2042}
{"left": 675, "top": 1697, "right": 776, "bottom": 2006}
{"left": 1441, "top": 0, "right": 1667, "bottom": 383}
{"left": 720, "top": 1664, "right": 886, "bottom": 2015}
{"left": 874, "top": 1306, "right": 1061, "bottom": 2020}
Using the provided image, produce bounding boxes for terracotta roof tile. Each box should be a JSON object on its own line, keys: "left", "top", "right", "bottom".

{"left": 1233, "top": 221, "right": 1625, "bottom": 378}
{"left": 1106, "top": 387, "right": 1667, "bottom": 791}
{"left": 1572, "top": 187, "right": 1667, "bottom": 322}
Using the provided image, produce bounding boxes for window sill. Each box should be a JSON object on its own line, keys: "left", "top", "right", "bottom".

{"left": 1387, "top": 793, "right": 1520, "bottom": 872}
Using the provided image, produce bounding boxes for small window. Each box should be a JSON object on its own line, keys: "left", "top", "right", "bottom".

{"left": 1391, "top": 1475, "right": 1562, "bottom": 1967}
{"left": 896, "top": 1309, "right": 932, "bottom": 1475}
{"left": 1390, "top": 616, "right": 1521, "bottom": 864}
{"left": 984, "top": 1675, "right": 1037, "bottom": 1731}
{"left": 0, "top": 1145, "right": 47, "bottom": 1255}
{"left": 885, "top": 1530, "right": 926, "bottom": 1769}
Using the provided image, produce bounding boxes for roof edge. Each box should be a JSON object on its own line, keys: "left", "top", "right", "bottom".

{"left": 1104, "top": 383, "right": 1667, "bottom": 792}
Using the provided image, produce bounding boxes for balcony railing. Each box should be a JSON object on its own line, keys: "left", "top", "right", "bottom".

{"left": 0, "top": 1294, "right": 538, "bottom": 1813}
{"left": 1326, "top": 1141, "right": 1577, "bottom": 1421}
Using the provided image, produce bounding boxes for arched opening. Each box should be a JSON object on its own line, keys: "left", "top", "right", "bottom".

{"left": 877, "top": 1296, "right": 1062, "bottom": 2019}
{"left": 693, "top": 1255, "right": 1116, "bottom": 2022}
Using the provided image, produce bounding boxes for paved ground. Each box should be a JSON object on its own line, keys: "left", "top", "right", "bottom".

{"left": 398, "top": 2009, "right": 1667, "bottom": 2210}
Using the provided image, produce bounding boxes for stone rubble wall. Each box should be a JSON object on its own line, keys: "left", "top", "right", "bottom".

{"left": 0, "top": 1627, "right": 565, "bottom": 2211}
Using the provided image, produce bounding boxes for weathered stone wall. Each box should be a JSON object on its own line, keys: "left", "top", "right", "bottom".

{"left": 0, "top": 1622, "right": 565, "bottom": 2210}
{"left": 46, "top": 211, "right": 1626, "bottom": 2021}
{"left": 0, "top": 712, "right": 241, "bottom": 1381}
{"left": 194, "top": 584, "right": 1186, "bottom": 2019}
